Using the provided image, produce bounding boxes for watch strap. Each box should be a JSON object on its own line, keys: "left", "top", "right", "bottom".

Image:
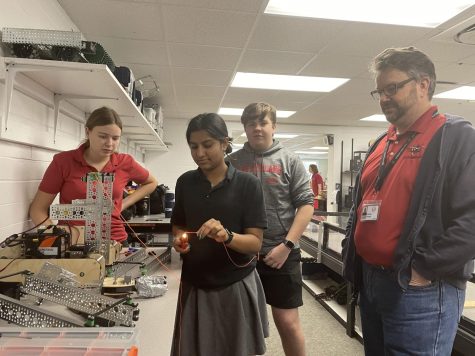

{"left": 224, "top": 228, "right": 234, "bottom": 245}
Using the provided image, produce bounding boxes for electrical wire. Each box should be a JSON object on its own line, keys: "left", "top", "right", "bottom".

{"left": 0, "top": 258, "right": 17, "bottom": 274}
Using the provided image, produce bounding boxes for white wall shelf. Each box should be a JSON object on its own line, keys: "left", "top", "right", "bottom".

{"left": 1, "top": 57, "right": 167, "bottom": 151}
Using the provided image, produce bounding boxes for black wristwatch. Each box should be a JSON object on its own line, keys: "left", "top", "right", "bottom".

{"left": 224, "top": 228, "right": 234, "bottom": 245}
{"left": 283, "top": 239, "right": 295, "bottom": 250}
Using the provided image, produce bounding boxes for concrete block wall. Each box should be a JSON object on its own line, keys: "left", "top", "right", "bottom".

{"left": 0, "top": 141, "right": 55, "bottom": 239}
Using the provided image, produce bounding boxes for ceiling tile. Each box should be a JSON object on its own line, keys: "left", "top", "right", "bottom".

{"left": 172, "top": 67, "right": 233, "bottom": 86}
{"left": 435, "top": 62, "right": 475, "bottom": 86}
{"left": 301, "top": 54, "right": 372, "bottom": 79}
{"left": 175, "top": 95, "right": 221, "bottom": 113}
{"left": 174, "top": 84, "right": 226, "bottom": 99}
{"left": 248, "top": 15, "right": 344, "bottom": 52}
{"left": 162, "top": 5, "right": 256, "bottom": 47}
{"left": 159, "top": 0, "right": 264, "bottom": 12}
{"left": 59, "top": 0, "right": 165, "bottom": 40}
{"left": 323, "top": 22, "right": 433, "bottom": 57}
{"left": 238, "top": 49, "right": 315, "bottom": 74}
{"left": 221, "top": 87, "right": 280, "bottom": 108}
{"left": 413, "top": 38, "right": 475, "bottom": 62}
{"left": 169, "top": 43, "right": 242, "bottom": 70}
{"left": 457, "top": 54, "right": 475, "bottom": 65}
{"left": 271, "top": 91, "right": 325, "bottom": 110}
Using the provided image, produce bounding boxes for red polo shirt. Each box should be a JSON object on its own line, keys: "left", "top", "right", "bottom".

{"left": 312, "top": 173, "right": 324, "bottom": 196}
{"left": 354, "top": 106, "right": 445, "bottom": 266}
{"left": 39, "top": 144, "right": 150, "bottom": 241}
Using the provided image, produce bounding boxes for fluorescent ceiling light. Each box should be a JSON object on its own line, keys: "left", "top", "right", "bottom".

{"left": 232, "top": 143, "right": 244, "bottom": 148}
{"left": 310, "top": 146, "right": 329, "bottom": 150}
{"left": 231, "top": 72, "right": 349, "bottom": 92}
{"left": 219, "top": 108, "right": 244, "bottom": 116}
{"left": 265, "top": 0, "right": 473, "bottom": 28}
{"left": 360, "top": 114, "right": 387, "bottom": 122}
{"left": 219, "top": 107, "right": 295, "bottom": 118}
{"left": 434, "top": 86, "right": 475, "bottom": 100}
{"left": 274, "top": 133, "right": 298, "bottom": 139}
{"left": 296, "top": 151, "right": 328, "bottom": 155}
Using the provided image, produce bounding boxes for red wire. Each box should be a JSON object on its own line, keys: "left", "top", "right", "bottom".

{"left": 120, "top": 217, "right": 173, "bottom": 272}
{"left": 177, "top": 280, "right": 184, "bottom": 356}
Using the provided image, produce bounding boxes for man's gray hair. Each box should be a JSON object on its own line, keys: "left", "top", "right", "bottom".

{"left": 371, "top": 46, "right": 436, "bottom": 99}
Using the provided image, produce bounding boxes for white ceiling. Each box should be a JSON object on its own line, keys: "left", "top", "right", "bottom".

{"left": 57, "top": 0, "right": 475, "bottom": 150}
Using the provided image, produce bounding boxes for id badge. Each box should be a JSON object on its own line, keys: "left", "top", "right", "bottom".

{"left": 360, "top": 200, "right": 381, "bottom": 222}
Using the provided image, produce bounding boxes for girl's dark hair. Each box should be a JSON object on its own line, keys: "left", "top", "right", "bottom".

{"left": 186, "top": 113, "right": 233, "bottom": 154}
{"left": 83, "top": 107, "right": 123, "bottom": 148}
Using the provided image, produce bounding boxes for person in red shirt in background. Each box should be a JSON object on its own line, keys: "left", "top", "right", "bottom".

{"left": 309, "top": 164, "right": 323, "bottom": 210}
{"left": 29, "top": 106, "right": 158, "bottom": 244}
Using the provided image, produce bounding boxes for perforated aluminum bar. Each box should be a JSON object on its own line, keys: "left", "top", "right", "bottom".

{"left": 0, "top": 293, "right": 81, "bottom": 327}
{"left": 50, "top": 172, "right": 113, "bottom": 260}
{"left": 1, "top": 28, "right": 82, "bottom": 47}
{"left": 109, "top": 248, "right": 148, "bottom": 276}
{"left": 22, "top": 276, "right": 138, "bottom": 326}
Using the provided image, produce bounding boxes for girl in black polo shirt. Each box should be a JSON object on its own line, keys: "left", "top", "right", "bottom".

{"left": 170, "top": 113, "right": 268, "bottom": 356}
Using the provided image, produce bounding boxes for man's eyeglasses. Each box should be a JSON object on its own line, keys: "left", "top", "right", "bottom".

{"left": 370, "top": 77, "right": 415, "bottom": 100}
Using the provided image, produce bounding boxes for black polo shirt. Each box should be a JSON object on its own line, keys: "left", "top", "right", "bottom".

{"left": 171, "top": 163, "right": 267, "bottom": 289}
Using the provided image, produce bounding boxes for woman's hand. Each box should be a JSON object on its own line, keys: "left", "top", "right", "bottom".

{"left": 197, "top": 218, "right": 228, "bottom": 243}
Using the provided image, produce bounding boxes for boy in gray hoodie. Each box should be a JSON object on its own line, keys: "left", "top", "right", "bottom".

{"left": 228, "top": 102, "right": 314, "bottom": 356}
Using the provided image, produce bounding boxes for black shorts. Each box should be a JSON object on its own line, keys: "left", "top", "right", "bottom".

{"left": 257, "top": 248, "right": 303, "bottom": 309}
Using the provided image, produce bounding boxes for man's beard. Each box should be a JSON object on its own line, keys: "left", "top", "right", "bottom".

{"left": 382, "top": 102, "right": 405, "bottom": 124}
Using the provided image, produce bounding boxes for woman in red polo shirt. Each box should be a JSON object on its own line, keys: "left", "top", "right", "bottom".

{"left": 29, "top": 106, "right": 158, "bottom": 243}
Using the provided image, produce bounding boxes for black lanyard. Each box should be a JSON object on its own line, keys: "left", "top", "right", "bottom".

{"left": 374, "top": 131, "right": 417, "bottom": 192}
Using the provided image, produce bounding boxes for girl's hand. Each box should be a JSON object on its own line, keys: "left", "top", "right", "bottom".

{"left": 173, "top": 233, "right": 190, "bottom": 253}
{"left": 197, "top": 218, "right": 228, "bottom": 243}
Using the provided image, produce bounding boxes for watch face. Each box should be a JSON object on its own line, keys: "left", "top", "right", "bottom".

{"left": 284, "top": 239, "right": 294, "bottom": 249}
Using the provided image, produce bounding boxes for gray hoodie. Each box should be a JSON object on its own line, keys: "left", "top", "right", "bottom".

{"left": 228, "top": 140, "right": 314, "bottom": 253}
